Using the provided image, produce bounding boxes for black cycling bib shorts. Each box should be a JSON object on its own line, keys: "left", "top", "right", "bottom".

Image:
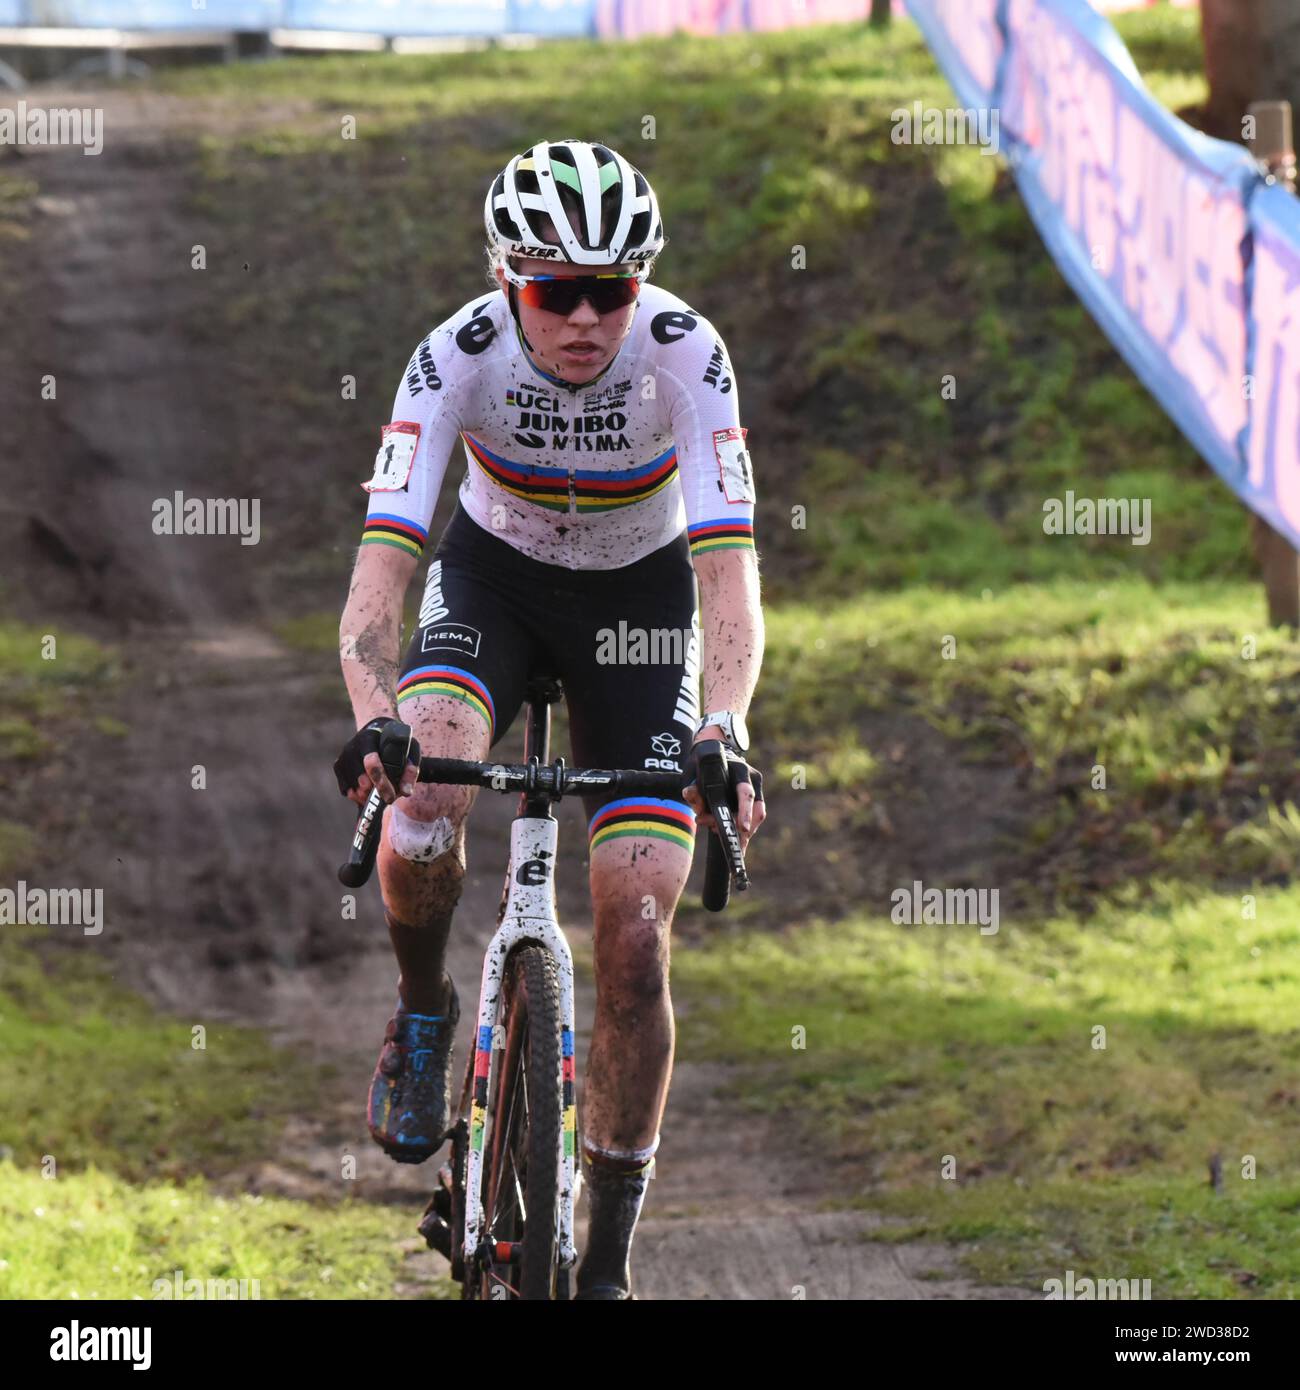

{"left": 396, "top": 504, "right": 699, "bottom": 857}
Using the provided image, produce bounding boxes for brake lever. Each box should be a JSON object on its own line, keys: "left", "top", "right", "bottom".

{"left": 337, "top": 720, "right": 418, "bottom": 887}
{"left": 695, "top": 740, "right": 749, "bottom": 911}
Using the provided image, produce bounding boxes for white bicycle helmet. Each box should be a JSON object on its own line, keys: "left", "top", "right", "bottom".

{"left": 485, "top": 139, "right": 666, "bottom": 274}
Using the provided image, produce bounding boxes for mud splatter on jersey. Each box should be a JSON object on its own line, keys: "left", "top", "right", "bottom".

{"left": 361, "top": 284, "right": 756, "bottom": 571}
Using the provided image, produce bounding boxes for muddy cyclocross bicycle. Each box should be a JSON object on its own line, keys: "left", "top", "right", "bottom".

{"left": 338, "top": 675, "right": 751, "bottom": 1300}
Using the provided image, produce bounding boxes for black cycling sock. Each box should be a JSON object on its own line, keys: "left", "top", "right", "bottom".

{"left": 576, "top": 1147, "right": 653, "bottom": 1296}
{"left": 385, "top": 907, "right": 456, "bottom": 1015}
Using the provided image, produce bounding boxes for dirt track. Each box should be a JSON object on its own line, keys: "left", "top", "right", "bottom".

{"left": 6, "top": 88, "right": 1032, "bottom": 1300}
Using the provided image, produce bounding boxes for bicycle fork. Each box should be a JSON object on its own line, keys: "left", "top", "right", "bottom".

{"left": 464, "top": 811, "right": 579, "bottom": 1271}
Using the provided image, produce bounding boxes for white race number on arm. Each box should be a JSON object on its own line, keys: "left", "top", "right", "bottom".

{"left": 364, "top": 421, "right": 421, "bottom": 493}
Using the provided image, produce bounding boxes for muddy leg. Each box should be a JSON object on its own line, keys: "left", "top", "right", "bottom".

{"left": 375, "top": 695, "right": 488, "bottom": 1012}
{"left": 578, "top": 836, "right": 691, "bottom": 1294}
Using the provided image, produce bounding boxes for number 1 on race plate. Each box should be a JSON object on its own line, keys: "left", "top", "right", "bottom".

{"left": 713, "top": 426, "right": 754, "bottom": 505}
{"left": 364, "top": 421, "right": 421, "bottom": 492}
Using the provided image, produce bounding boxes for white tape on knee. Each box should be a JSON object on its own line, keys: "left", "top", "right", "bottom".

{"left": 389, "top": 806, "right": 456, "bottom": 863}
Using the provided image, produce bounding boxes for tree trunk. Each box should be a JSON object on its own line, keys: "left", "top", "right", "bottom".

{"left": 1201, "top": 0, "right": 1300, "bottom": 139}
{"left": 870, "top": 0, "right": 892, "bottom": 28}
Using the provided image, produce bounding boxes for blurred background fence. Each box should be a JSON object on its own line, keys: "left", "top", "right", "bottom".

{"left": 907, "top": 0, "right": 1300, "bottom": 610}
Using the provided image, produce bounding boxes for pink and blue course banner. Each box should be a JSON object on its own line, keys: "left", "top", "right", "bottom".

{"left": 905, "top": 0, "right": 1300, "bottom": 549}
{"left": 5, "top": 0, "right": 1192, "bottom": 41}
{"left": 591, "top": 0, "right": 1191, "bottom": 41}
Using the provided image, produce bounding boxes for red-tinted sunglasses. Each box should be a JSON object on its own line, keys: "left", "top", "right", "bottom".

{"left": 515, "top": 272, "right": 641, "bottom": 316}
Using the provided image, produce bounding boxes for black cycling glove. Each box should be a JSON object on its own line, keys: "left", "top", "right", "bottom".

{"left": 334, "top": 716, "right": 399, "bottom": 797}
{"left": 683, "top": 741, "right": 764, "bottom": 809}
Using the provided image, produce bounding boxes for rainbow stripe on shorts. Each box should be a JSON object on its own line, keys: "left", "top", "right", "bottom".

{"left": 588, "top": 797, "right": 695, "bottom": 854}
{"left": 361, "top": 514, "right": 428, "bottom": 558}
{"left": 396, "top": 665, "right": 495, "bottom": 736}
{"left": 688, "top": 518, "right": 755, "bottom": 557}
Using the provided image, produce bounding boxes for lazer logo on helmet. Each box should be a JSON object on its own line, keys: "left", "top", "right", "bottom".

{"left": 517, "top": 245, "right": 561, "bottom": 259}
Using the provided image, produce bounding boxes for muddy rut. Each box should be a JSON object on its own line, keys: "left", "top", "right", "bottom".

{"left": 6, "top": 88, "right": 1029, "bottom": 1301}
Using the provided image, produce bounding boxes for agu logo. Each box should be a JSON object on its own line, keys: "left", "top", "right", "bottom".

{"left": 646, "top": 731, "right": 682, "bottom": 771}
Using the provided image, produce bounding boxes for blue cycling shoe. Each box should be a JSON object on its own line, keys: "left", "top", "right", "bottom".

{"left": 367, "top": 980, "right": 460, "bottom": 1164}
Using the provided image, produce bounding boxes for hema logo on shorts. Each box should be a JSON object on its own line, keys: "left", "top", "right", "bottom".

{"left": 50, "top": 1322, "right": 150, "bottom": 1369}
{"left": 421, "top": 623, "right": 481, "bottom": 658}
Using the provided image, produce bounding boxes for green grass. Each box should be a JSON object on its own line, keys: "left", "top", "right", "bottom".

{"left": 0, "top": 821, "right": 35, "bottom": 878}
{"left": 156, "top": 10, "right": 1235, "bottom": 612}
{"left": 1118, "top": 5, "right": 1208, "bottom": 87}
{"left": 284, "top": 571, "right": 1300, "bottom": 911}
{"left": 755, "top": 579, "right": 1300, "bottom": 904}
{"left": 869, "top": 1177, "right": 1300, "bottom": 1299}
{"left": 8, "top": 6, "right": 1271, "bottom": 1300}
{"left": 674, "top": 883, "right": 1300, "bottom": 1296}
{"left": 0, "top": 168, "right": 36, "bottom": 243}
{"left": 275, "top": 611, "right": 344, "bottom": 654}
{"left": 0, "top": 624, "right": 121, "bottom": 771}
{"left": 0, "top": 929, "right": 453, "bottom": 1298}
{"left": 0, "top": 931, "right": 320, "bottom": 1183}
{"left": 0, "top": 1163, "right": 450, "bottom": 1300}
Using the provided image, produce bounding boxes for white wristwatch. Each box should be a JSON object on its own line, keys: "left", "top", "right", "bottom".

{"left": 695, "top": 710, "right": 750, "bottom": 754}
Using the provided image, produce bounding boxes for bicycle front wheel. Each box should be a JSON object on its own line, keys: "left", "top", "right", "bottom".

{"left": 480, "top": 942, "right": 563, "bottom": 1300}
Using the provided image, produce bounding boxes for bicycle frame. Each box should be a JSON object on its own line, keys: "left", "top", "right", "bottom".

{"left": 337, "top": 691, "right": 750, "bottom": 1297}
{"left": 464, "top": 686, "right": 579, "bottom": 1272}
